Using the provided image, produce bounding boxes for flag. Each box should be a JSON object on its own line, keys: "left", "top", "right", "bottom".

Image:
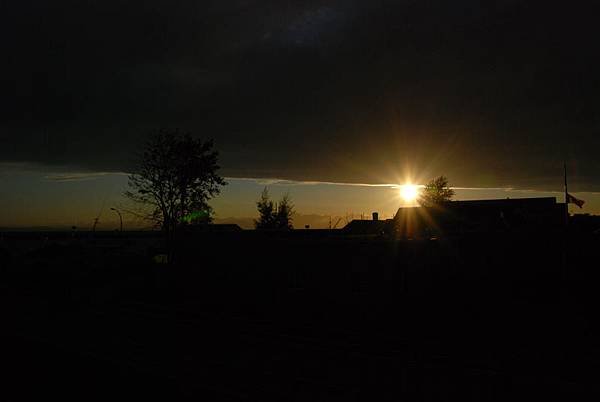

{"left": 566, "top": 193, "right": 585, "bottom": 208}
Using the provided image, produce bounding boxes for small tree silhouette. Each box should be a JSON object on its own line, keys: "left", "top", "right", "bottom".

{"left": 275, "top": 193, "right": 294, "bottom": 230}
{"left": 255, "top": 187, "right": 276, "bottom": 229}
{"left": 418, "top": 175, "right": 455, "bottom": 207}
{"left": 254, "top": 188, "right": 294, "bottom": 230}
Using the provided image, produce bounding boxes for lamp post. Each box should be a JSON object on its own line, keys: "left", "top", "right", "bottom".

{"left": 110, "top": 207, "right": 123, "bottom": 232}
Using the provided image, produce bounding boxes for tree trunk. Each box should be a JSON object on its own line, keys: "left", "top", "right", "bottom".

{"left": 163, "top": 219, "right": 176, "bottom": 266}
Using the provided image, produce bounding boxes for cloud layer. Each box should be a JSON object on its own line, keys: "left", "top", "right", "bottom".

{"left": 1, "top": 1, "right": 599, "bottom": 190}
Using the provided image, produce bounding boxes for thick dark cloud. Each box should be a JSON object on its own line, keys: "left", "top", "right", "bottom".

{"left": 1, "top": 1, "right": 599, "bottom": 190}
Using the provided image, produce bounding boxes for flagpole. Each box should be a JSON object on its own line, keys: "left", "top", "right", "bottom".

{"left": 564, "top": 162, "right": 568, "bottom": 227}
{"left": 561, "top": 161, "right": 569, "bottom": 299}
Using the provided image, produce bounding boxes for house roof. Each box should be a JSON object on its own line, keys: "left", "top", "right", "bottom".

{"left": 395, "top": 197, "right": 558, "bottom": 216}
{"left": 343, "top": 219, "right": 391, "bottom": 235}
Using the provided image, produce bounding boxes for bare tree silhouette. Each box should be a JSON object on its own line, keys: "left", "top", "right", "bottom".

{"left": 125, "top": 129, "right": 226, "bottom": 260}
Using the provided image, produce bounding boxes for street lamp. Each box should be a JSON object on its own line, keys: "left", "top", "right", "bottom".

{"left": 110, "top": 207, "right": 123, "bottom": 232}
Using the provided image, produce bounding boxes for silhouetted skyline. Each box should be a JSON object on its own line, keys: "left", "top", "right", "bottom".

{"left": 1, "top": 170, "right": 597, "bottom": 229}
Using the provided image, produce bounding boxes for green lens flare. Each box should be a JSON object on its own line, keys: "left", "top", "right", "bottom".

{"left": 181, "top": 210, "right": 209, "bottom": 223}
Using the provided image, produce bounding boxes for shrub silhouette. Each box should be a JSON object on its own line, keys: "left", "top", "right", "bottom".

{"left": 418, "top": 175, "right": 455, "bottom": 207}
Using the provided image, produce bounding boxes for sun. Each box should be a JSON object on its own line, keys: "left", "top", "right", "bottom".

{"left": 399, "top": 184, "right": 419, "bottom": 203}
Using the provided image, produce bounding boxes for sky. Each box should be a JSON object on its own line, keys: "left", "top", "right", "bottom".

{"left": 0, "top": 164, "right": 597, "bottom": 230}
{"left": 1, "top": 1, "right": 599, "bottom": 227}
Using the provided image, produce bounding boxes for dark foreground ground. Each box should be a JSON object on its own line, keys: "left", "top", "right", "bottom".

{"left": 1, "top": 230, "right": 600, "bottom": 400}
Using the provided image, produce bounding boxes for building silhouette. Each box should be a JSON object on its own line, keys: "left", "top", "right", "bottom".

{"left": 345, "top": 197, "right": 564, "bottom": 238}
